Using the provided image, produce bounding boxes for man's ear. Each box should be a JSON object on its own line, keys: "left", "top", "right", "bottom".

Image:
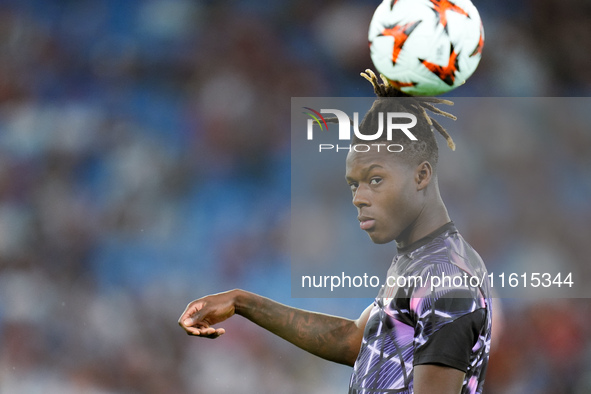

{"left": 415, "top": 161, "right": 433, "bottom": 191}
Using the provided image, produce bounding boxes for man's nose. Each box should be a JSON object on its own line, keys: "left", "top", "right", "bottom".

{"left": 353, "top": 185, "right": 370, "bottom": 208}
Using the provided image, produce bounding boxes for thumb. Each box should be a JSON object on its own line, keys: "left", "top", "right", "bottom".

{"left": 183, "top": 309, "right": 204, "bottom": 327}
{"left": 182, "top": 316, "right": 194, "bottom": 326}
{"left": 179, "top": 302, "right": 205, "bottom": 327}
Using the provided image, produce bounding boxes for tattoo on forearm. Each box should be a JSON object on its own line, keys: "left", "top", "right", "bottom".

{"left": 239, "top": 296, "right": 359, "bottom": 365}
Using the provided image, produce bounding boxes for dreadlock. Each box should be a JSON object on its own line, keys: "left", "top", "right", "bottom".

{"left": 360, "top": 69, "right": 457, "bottom": 151}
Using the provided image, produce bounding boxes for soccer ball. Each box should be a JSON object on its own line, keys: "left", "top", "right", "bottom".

{"left": 368, "top": 0, "right": 484, "bottom": 96}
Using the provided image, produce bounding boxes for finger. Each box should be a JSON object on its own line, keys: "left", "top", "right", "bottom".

{"left": 180, "top": 317, "right": 209, "bottom": 333}
{"left": 178, "top": 301, "right": 205, "bottom": 327}
{"left": 183, "top": 324, "right": 215, "bottom": 336}
{"left": 196, "top": 326, "right": 217, "bottom": 336}
{"left": 184, "top": 326, "right": 225, "bottom": 338}
{"left": 183, "top": 326, "right": 202, "bottom": 336}
{"left": 178, "top": 306, "right": 195, "bottom": 326}
{"left": 178, "top": 303, "right": 199, "bottom": 324}
{"left": 182, "top": 310, "right": 206, "bottom": 328}
{"left": 202, "top": 328, "right": 226, "bottom": 339}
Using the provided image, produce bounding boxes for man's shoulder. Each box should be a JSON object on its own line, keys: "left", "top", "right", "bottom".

{"left": 401, "top": 224, "right": 486, "bottom": 278}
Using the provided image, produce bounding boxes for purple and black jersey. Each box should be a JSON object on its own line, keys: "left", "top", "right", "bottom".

{"left": 349, "top": 222, "right": 492, "bottom": 394}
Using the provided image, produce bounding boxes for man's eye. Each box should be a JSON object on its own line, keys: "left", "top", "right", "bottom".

{"left": 349, "top": 183, "right": 358, "bottom": 191}
{"left": 370, "top": 178, "right": 382, "bottom": 185}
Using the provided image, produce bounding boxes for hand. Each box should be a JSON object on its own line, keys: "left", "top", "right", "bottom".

{"left": 178, "top": 290, "right": 238, "bottom": 338}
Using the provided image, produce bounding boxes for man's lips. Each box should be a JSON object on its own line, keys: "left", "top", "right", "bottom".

{"left": 358, "top": 216, "right": 376, "bottom": 231}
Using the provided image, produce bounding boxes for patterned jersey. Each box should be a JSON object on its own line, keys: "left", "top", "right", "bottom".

{"left": 349, "top": 222, "right": 492, "bottom": 394}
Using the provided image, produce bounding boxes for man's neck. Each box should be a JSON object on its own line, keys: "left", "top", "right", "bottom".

{"left": 396, "top": 195, "right": 450, "bottom": 250}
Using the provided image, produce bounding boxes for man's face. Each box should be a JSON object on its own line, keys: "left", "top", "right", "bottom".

{"left": 345, "top": 149, "right": 420, "bottom": 244}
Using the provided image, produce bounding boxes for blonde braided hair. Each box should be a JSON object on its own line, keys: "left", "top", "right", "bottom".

{"left": 360, "top": 69, "right": 457, "bottom": 151}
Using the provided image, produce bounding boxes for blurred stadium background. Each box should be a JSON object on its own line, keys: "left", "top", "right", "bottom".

{"left": 0, "top": 0, "right": 590, "bottom": 393}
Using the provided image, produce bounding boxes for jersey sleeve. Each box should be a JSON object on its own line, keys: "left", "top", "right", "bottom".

{"left": 409, "top": 262, "right": 488, "bottom": 372}
{"left": 413, "top": 308, "right": 486, "bottom": 372}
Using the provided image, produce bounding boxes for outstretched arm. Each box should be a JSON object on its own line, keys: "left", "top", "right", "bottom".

{"left": 178, "top": 289, "right": 371, "bottom": 366}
